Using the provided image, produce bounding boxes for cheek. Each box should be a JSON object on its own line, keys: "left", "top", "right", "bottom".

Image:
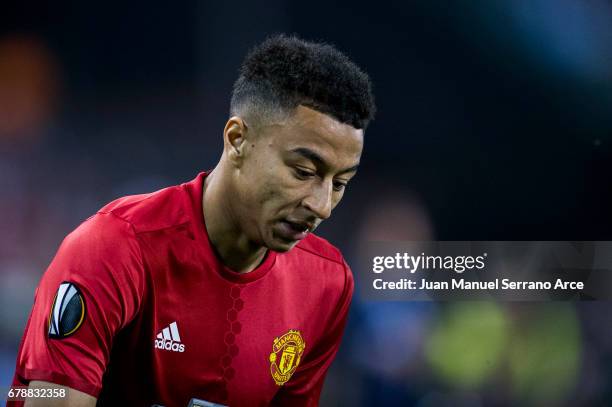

{"left": 241, "top": 153, "right": 303, "bottom": 211}
{"left": 332, "top": 193, "right": 344, "bottom": 209}
{"left": 257, "top": 185, "right": 277, "bottom": 207}
{"left": 255, "top": 175, "right": 302, "bottom": 213}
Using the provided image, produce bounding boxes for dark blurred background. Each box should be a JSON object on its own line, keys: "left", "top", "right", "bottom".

{"left": 2, "top": 1, "right": 612, "bottom": 405}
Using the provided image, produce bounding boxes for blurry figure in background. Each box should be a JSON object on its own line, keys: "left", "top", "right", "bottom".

{"left": 0, "top": 34, "right": 62, "bottom": 261}
{"left": 332, "top": 187, "right": 589, "bottom": 406}
{"left": 505, "top": 304, "right": 581, "bottom": 405}
{"left": 333, "top": 187, "right": 438, "bottom": 405}
{"left": 0, "top": 35, "right": 64, "bottom": 386}
{"left": 0, "top": 35, "right": 59, "bottom": 145}
{"left": 424, "top": 303, "right": 583, "bottom": 405}
{"left": 424, "top": 302, "right": 509, "bottom": 406}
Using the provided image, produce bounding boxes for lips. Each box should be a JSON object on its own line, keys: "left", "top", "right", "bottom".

{"left": 286, "top": 219, "right": 313, "bottom": 232}
{"left": 277, "top": 220, "right": 311, "bottom": 241}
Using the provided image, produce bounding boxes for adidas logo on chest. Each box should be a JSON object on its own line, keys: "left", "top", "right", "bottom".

{"left": 154, "top": 321, "right": 185, "bottom": 352}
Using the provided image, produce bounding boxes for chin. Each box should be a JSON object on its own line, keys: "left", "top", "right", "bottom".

{"left": 266, "top": 238, "right": 299, "bottom": 253}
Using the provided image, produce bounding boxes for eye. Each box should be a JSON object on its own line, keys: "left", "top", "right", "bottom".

{"left": 333, "top": 180, "right": 347, "bottom": 192}
{"left": 293, "top": 167, "right": 316, "bottom": 179}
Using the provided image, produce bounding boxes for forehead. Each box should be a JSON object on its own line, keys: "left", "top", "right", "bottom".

{"left": 272, "top": 105, "right": 364, "bottom": 166}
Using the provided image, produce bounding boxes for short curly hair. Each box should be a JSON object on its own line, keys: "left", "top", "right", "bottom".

{"left": 230, "top": 35, "right": 376, "bottom": 130}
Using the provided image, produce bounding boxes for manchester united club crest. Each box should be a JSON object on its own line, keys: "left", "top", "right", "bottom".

{"left": 269, "top": 329, "right": 306, "bottom": 386}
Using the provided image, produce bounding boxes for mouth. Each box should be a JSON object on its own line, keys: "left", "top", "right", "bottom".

{"left": 276, "top": 219, "right": 313, "bottom": 242}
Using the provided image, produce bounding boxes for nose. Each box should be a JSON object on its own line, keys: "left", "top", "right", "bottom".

{"left": 302, "top": 180, "right": 333, "bottom": 220}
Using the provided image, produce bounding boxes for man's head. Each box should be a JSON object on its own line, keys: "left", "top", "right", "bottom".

{"left": 220, "top": 35, "right": 375, "bottom": 252}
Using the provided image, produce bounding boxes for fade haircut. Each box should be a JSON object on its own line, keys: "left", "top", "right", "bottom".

{"left": 230, "top": 35, "right": 376, "bottom": 130}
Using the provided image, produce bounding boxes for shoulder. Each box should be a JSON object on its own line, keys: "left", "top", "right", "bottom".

{"left": 285, "top": 234, "right": 354, "bottom": 318}
{"left": 97, "top": 183, "right": 190, "bottom": 234}
{"left": 59, "top": 210, "right": 143, "bottom": 271}
{"left": 60, "top": 180, "right": 191, "bottom": 266}
{"left": 290, "top": 234, "right": 354, "bottom": 294}
{"left": 293, "top": 233, "right": 345, "bottom": 266}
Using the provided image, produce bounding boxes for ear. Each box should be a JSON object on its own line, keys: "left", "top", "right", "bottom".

{"left": 223, "top": 116, "right": 249, "bottom": 166}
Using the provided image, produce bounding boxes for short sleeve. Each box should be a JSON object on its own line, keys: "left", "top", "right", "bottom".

{"left": 11, "top": 212, "right": 144, "bottom": 398}
{"left": 271, "top": 260, "right": 354, "bottom": 406}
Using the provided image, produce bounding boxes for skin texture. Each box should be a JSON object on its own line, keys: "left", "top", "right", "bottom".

{"left": 25, "top": 105, "right": 363, "bottom": 401}
{"left": 203, "top": 104, "right": 363, "bottom": 272}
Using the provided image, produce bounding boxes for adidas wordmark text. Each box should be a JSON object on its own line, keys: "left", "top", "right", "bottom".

{"left": 154, "top": 321, "right": 185, "bottom": 353}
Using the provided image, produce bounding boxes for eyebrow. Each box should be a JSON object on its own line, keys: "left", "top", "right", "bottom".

{"left": 290, "top": 147, "right": 359, "bottom": 174}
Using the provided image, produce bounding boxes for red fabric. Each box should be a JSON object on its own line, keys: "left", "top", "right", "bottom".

{"left": 10, "top": 173, "right": 354, "bottom": 407}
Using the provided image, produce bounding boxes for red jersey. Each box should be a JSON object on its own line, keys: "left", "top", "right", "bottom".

{"left": 10, "top": 173, "right": 354, "bottom": 407}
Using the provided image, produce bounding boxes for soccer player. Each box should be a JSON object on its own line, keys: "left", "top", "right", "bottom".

{"left": 10, "top": 35, "right": 375, "bottom": 407}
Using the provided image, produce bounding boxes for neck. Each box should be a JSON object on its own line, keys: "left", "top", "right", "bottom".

{"left": 202, "top": 166, "right": 268, "bottom": 273}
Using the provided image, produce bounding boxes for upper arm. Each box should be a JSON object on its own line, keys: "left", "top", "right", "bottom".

{"left": 12, "top": 213, "right": 144, "bottom": 398}
{"left": 24, "top": 381, "right": 96, "bottom": 407}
